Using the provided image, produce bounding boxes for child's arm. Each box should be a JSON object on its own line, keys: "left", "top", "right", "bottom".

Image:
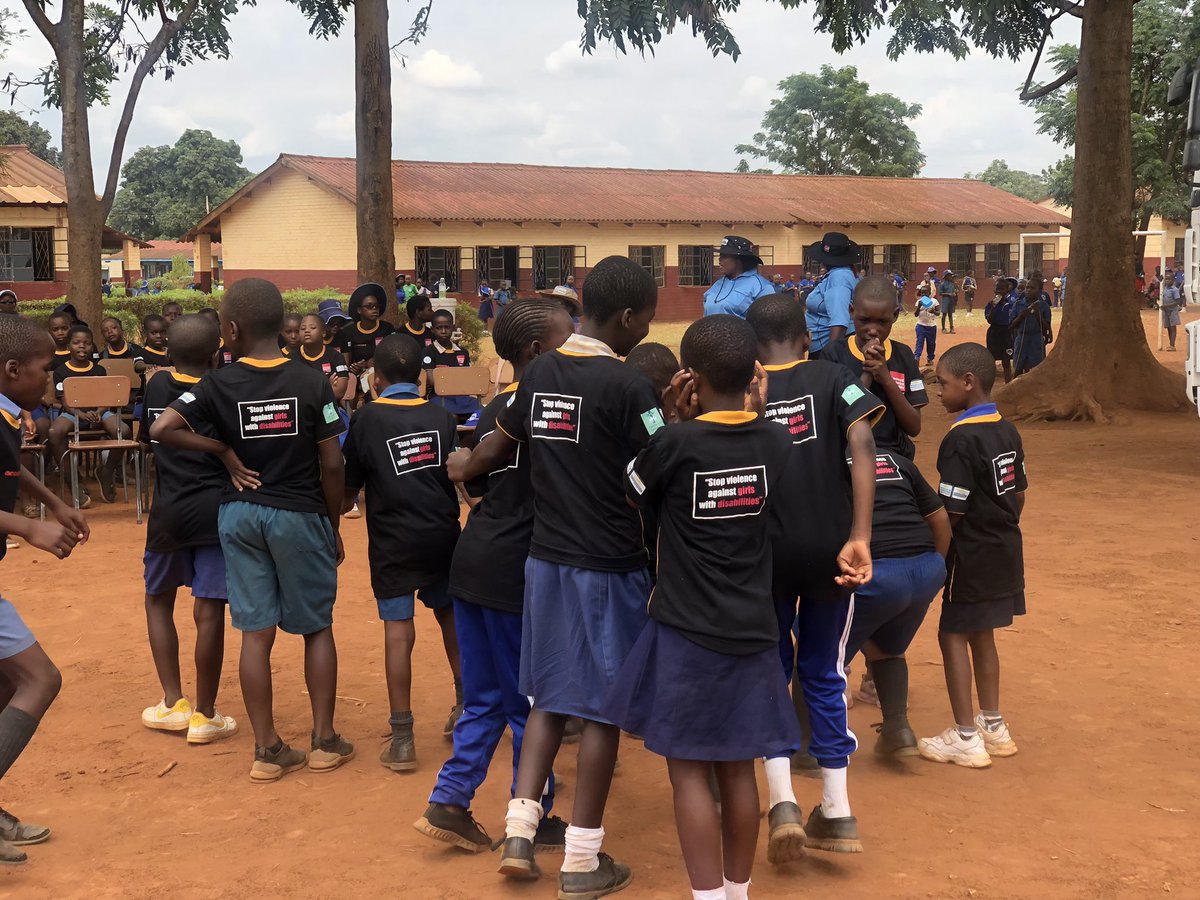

{"left": 150, "top": 409, "right": 262, "bottom": 491}
{"left": 0, "top": 509, "right": 79, "bottom": 559}
{"left": 1015, "top": 491, "right": 1025, "bottom": 519}
{"left": 926, "top": 507, "right": 952, "bottom": 558}
{"left": 19, "top": 467, "right": 89, "bottom": 543}
{"left": 447, "top": 429, "right": 517, "bottom": 482}
{"left": 318, "top": 436, "right": 345, "bottom": 564}
{"left": 862, "top": 349, "right": 922, "bottom": 438}
{"left": 837, "top": 418, "right": 876, "bottom": 587}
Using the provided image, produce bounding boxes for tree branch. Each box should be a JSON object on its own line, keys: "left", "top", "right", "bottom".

{"left": 20, "top": 0, "right": 59, "bottom": 47}
{"left": 1050, "top": 1, "right": 1084, "bottom": 19}
{"left": 1020, "top": 63, "right": 1079, "bottom": 101}
{"left": 100, "top": 0, "right": 200, "bottom": 212}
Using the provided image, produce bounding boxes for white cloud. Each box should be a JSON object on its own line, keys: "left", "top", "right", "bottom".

{"left": 403, "top": 49, "right": 483, "bottom": 89}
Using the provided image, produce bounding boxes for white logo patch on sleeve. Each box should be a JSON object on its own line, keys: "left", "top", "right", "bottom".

{"left": 626, "top": 459, "right": 647, "bottom": 495}
{"left": 910, "top": 378, "right": 925, "bottom": 392}
{"left": 178, "top": 391, "right": 195, "bottom": 404}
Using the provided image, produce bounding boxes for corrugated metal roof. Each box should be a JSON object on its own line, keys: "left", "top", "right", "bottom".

{"left": 0, "top": 145, "right": 67, "bottom": 204}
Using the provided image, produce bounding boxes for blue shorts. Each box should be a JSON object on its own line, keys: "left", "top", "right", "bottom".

{"left": 0, "top": 597, "right": 35, "bottom": 660}
{"left": 377, "top": 576, "right": 455, "bottom": 621}
{"left": 846, "top": 551, "right": 945, "bottom": 660}
{"left": 57, "top": 410, "right": 117, "bottom": 425}
{"left": 31, "top": 405, "right": 49, "bottom": 422}
{"left": 143, "top": 545, "right": 228, "bottom": 599}
{"left": 217, "top": 501, "right": 337, "bottom": 635}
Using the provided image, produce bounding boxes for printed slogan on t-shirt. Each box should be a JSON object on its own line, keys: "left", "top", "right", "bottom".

{"left": 387, "top": 430, "right": 442, "bottom": 476}
{"left": 765, "top": 395, "right": 816, "bottom": 445}
{"left": 238, "top": 398, "right": 299, "bottom": 439}
{"left": 874, "top": 453, "right": 904, "bottom": 482}
{"left": 992, "top": 451, "right": 1018, "bottom": 495}
{"left": 692, "top": 466, "right": 768, "bottom": 519}
{"left": 531, "top": 393, "right": 582, "bottom": 443}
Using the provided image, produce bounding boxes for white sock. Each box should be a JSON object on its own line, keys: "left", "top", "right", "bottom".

{"left": 820, "top": 766, "right": 851, "bottom": 819}
{"left": 561, "top": 824, "right": 603, "bottom": 873}
{"left": 764, "top": 756, "right": 796, "bottom": 809}
{"left": 724, "top": 876, "right": 751, "bottom": 900}
{"left": 504, "top": 797, "right": 543, "bottom": 842}
{"left": 693, "top": 888, "right": 725, "bottom": 900}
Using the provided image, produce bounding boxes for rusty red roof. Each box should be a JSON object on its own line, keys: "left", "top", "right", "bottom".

{"left": 0, "top": 144, "right": 67, "bottom": 204}
{"left": 187, "top": 154, "right": 1070, "bottom": 237}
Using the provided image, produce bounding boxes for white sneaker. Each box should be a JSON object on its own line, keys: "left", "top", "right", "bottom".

{"left": 142, "top": 697, "right": 192, "bottom": 732}
{"left": 855, "top": 674, "right": 879, "bottom": 708}
{"left": 345, "top": 503, "right": 362, "bottom": 520}
{"left": 917, "top": 727, "right": 992, "bottom": 768}
{"left": 187, "top": 710, "right": 238, "bottom": 745}
{"left": 975, "top": 714, "right": 1018, "bottom": 757}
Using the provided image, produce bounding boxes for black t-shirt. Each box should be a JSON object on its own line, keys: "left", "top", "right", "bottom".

{"left": 343, "top": 396, "right": 460, "bottom": 597}
{"left": 296, "top": 344, "right": 350, "bottom": 380}
{"left": 851, "top": 451, "right": 942, "bottom": 560}
{"left": 625, "top": 412, "right": 792, "bottom": 655}
{"left": 53, "top": 360, "right": 108, "bottom": 403}
{"left": 432, "top": 341, "right": 470, "bottom": 369}
{"left": 496, "top": 340, "right": 664, "bottom": 572}
{"left": 823, "top": 337, "right": 928, "bottom": 459}
{"left": 215, "top": 339, "right": 235, "bottom": 368}
{"left": 761, "top": 359, "right": 884, "bottom": 600}
{"left": 141, "top": 345, "right": 171, "bottom": 368}
{"left": 335, "top": 320, "right": 396, "bottom": 364}
{"left": 0, "top": 401, "right": 21, "bottom": 561}
{"left": 102, "top": 341, "right": 145, "bottom": 361}
{"left": 140, "top": 373, "right": 226, "bottom": 552}
{"left": 936, "top": 407, "right": 1027, "bottom": 604}
{"left": 168, "top": 358, "right": 344, "bottom": 514}
{"left": 449, "top": 385, "right": 530, "bottom": 613}
{"left": 402, "top": 323, "right": 438, "bottom": 367}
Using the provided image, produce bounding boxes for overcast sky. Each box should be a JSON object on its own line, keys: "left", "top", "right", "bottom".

{"left": 2, "top": 1, "right": 1081, "bottom": 185}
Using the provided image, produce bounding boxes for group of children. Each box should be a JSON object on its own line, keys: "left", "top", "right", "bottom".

{"left": 0, "top": 266, "right": 1029, "bottom": 895}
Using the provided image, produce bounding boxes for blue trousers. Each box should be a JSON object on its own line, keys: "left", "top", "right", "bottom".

{"left": 773, "top": 593, "right": 858, "bottom": 769}
{"left": 914, "top": 324, "right": 937, "bottom": 362}
{"left": 429, "top": 599, "right": 553, "bottom": 812}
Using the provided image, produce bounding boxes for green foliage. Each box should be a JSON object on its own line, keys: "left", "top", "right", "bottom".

{"left": 964, "top": 159, "right": 1048, "bottom": 202}
{"left": 735, "top": 65, "right": 924, "bottom": 177}
{"left": 0, "top": 110, "right": 62, "bottom": 166}
{"left": 394, "top": 301, "right": 483, "bottom": 360}
{"left": 577, "top": 0, "right": 741, "bottom": 59}
{"left": 1040, "top": 156, "right": 1074, "bottom": 208}
{"left": 109, "top": 129, "right": 251, "bottom": 239}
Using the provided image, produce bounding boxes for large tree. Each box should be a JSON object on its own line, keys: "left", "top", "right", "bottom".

{"left": 579, "top": 0, "right": 1187, "bottom": 421}
{"left": 109, "top": 128, "right": 250, "bottom": 240}
{"left": 964, "top": 159, "right": 1048, "bottom": 202}
{"left": 735, "top": 65, "right": 924, "bottom": 176}
{"left": 0, "top": 109, "right": 63, "bottom": 166}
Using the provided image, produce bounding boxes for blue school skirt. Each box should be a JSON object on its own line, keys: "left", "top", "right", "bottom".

{"left": 601, "top": 619, "right": 801, "bottom": 762}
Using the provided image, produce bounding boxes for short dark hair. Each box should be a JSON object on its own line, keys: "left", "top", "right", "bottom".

{"left": 198, "top": 307, "right": 219, "bottom": 322}
{"left": 101, "top": 316, "right": 121, "bottom": 328}
{"left": 853, "top": 274, "right": 898, "bottom": 306}
{"left": 142, "top": 313, "right": 167, "bottom": 332}
{"left": 625, "top": 342, "right": 679, "bottom": 392}
{"left": 167, "top": 315, "right": 220, "bottom": 367}
{"left": 431, "top": 308, "right": 454, "bottom": 323}
{"left": 581, "top": 256, "right": 656, "bottom": 323}
{"left": 491, "top": 298, "right": 566, "bottom": 363}
{"left": 282, "top": 312, "right": 302, "bottom": 326}
{"left": 939, "top": 342, "right": 996, "bottom": 392}
{"left": 373, "top": 333, "right": 423, "bottom": 384}
{"left": 680, "top": 314, "right": 757, "bottom": 395}
{"left": 406, "top": 294, "right": 433, "bottom": 321}
{"left": 67, "top": 324, "right": 93, "bottom": 343}
{"left": 162, "top": 301, "right": 183, "bottom": 312}
{"left": 0, "top": 315, "right": 51, "bottom": 364}
{"left": 48, "top": 311, "right": 72, "bottom": 327}
{"left": 222, "top": 278, "right": 284, "bottom": 340}
{"left": 746, "top": 294, "right": 808, "bottom": 344}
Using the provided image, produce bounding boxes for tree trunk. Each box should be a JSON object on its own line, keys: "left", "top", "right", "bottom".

{"left": 58, "top": 0, "right": 104, "bottom": 326}
{"left": 354, "top": 0, "right": 396, "bottom": 320}
{"left": 998, "top": 0, "right": 1186, "bottom": 421}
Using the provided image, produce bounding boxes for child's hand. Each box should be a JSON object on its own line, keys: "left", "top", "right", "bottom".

{"left": 24, "top": 521, "right": 79, "bottom": 559}
{"left": 446, "top": 448, "right": 473, "bottom": 482}
{"left": 861, "top": 341, "right": 887, "bottom": 382}
{"left": 20, "top": 412, "right": 36, "bottom": 442}
{"left": 220, "top": 448, "right": 261, "bottom": 491}
{"left": 670, "top": 369, "right": 699, "bottom": 422}
{"left": 744, "top": 362, "right": 768, "bottom": 415}
{"left": 50, "top": 500, "right": 89, "bottom": 545}
{"left": 834, "top": 539, "right": 872, "bottom": 587}
{"left": 334, "top": 531, "right": 345, "bottom": 566}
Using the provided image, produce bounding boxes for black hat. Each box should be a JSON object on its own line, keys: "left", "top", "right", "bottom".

{"left": 806, "top": 232, "right": 860, "bottom": 268}
{"left": 348, "top": 282, "right": 388, "bottom": 319}
{"left": 716, "top": 235, "right": 763, "bottom": 268}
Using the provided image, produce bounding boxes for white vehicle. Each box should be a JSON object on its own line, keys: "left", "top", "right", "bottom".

{"left": 1168, "top": 60, "right": 1200, "bottom": 412}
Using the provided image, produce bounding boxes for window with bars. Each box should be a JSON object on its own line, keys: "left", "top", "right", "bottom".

{"left": 416, "top": 246, "right": 460, "bottom": 291}
{"left": 949, "top": 244, "right": 975, "bottom": 276}
{"left": 1024, "top": 243, "right": 1053, "bottom": 278}
{"left": 533, "top": 246, "right": 574, "bottom": 290}
{"left": 0, "top": 226, "right": 48, "bottom": 282}
{"left": 629, "top": 245, "right": 665, "bottom": 287}
{"left": 678, "top": 245, "right": 714, "bottom": 286}
{"left": 477, "top": 245, "right": 519, "bottom": 289}
{"left": 857, "top": 245, "right": 874, "bottom": 275}
{"left": 1175, "top": 237, "right": 1184, "bottom": 267}
{"left": 984, "top": 243, "right": 1012, "bottom": 277}
{"left": 882, "top": 245, "right": 914, "bottom": 280}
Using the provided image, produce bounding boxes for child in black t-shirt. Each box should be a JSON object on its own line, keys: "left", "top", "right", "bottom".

{"left": 605, "top": 315, "right": 795, "bottom": 900}
{"left": 151, "top": 278, "right": 351, "bottom": 783}
{"left": 428, "top": 309, "right": 479, "bottom": 418}
{"left": 296, "top": 313, "right": 350, "bottom": 396}
{"left": 198, "top": 308, "right": 234, "bottom": 367}
{"left": 822, "top": 276, "right": 928, "bottom": 460}
{"left": 746, "top": 293, "right": 880, "bottom": 861}
{"left": 342, "top": 333, "right": 464, "bottom": 772}
{"left": 447, "top": 256, "right": 661, "bottom": 895}
{"left": 99, "top": 317, "right": 145, "bottom": 363}
{"left": 140, "top": 314, "right": 171, "bottom": 369}
{"left": 401, "top": 294, "right": 437, "bottom": 362}
{"left": 918, "top": 342, "right": 1026, "bottom": 770}
{"left": 279, "top": 312, "right": 301, "bottom": 356}
{"left": 138, "top": 315, "right": 236, "bottom": 745}
{"left": 336, "top": 283, "right": 396, "bottom": 399}
{"left": 0, "top": 315, "right": 88, "bottom": 865}
{"left": 47, "top": 311, "right": 71, "bottom": 366}
{"left": 416, "top": 299, "right": 575, "bottom": 854}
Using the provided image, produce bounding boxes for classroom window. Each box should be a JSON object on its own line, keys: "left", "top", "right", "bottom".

{"left": 1175, "top": 237, "right": 1185, "bottom": 267}
{"left": 416, "top": 246, "right": 460, "bottom": 291}
{"left": 1023, "top": 243, "right": 1045, "bottom": 277}
{"left": 857, "top": 245, "right": 874, "bottom": 275}
{"left": 0, "top": 227, "right": 33, "bottom": 282}
{"left": 31, "top": 227, "right": 54, "bottom": 281}
{"left": 629, "top": 245, "right": 665, "bottom": 288}
{"left": 477, "top": 245, "right": 518, "bottom": 290}
{"left": 678, "top": 245, "right": 713, "bottom": 286}
{"left": 984, "top": 243, "right": 1011, "bottom": 277}
{"left": 882, "top": 245, "right": 914, "bottom": 280}
{"left": 948, "top": 243, "right": 975, "bottom": 276}
{"left": 533, "top": 245, "right": 574, "bottom": 290}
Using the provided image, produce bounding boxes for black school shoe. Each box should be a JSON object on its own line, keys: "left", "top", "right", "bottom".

{"left": 558, "top": 853, "right": 632, "bottom": 900}
{"left": 413, "top": 802, "right": 491, "bottom": 852}
{"left": 803, "top": 805, "right": 863, "bottom": 854}
{"left": 766, "top": 801, "right": 806, "bottom": 864}
{"left": 534, "top": 814, "right": 567, "bottom": 852}
{"left": 874, "top": 720, "right": 919, "bottom": 757}
{"left": 497, "top": 836, "right": 540, "bottom": 880}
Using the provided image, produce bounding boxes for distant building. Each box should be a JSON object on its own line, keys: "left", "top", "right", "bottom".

{"left": 1038, "top": 199, "right": 1185, "bottom": 275}
{"left": 102, "top": 240, "right": 223, "bottom": 285}
{"left": 185, "top": 154, "right": 1071, "bottom": 319}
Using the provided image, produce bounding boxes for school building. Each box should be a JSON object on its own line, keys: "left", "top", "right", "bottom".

{"left": 184, "top": 154, "right": 1072, "bottom": 320}
{"left": 0, "top": 144, "right": 150, "bottom": 300}
{"left": 1037, "top": 199, "right": 1185, "bottom": 276}
{"left": 101, "top": 240, "right": 224, "bottom": 285}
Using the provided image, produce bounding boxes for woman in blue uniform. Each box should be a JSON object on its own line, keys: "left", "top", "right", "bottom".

{"left": 804, "top": 232, "right": 859, "bottom": 358}
{"left": 703, "top": 235, "right": 778, "bottom": 319}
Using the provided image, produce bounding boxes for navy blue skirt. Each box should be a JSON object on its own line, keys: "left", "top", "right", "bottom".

{"left": 601, "top": 619, "right": 802, "bottom": 762}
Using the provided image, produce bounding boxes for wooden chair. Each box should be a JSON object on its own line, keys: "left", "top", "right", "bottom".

{"left": 100, "top": 356, "right": 139, "bottom": 385}
{"left": 339, "top": 370, "right": 358, "bottom": 411}
{"left": 489, "top": 359, "right": 514, "bottom": 401}
{"left": 61, "top": 376, "right": 143, "bottom": 522}
{"left": 432, "top": 366, "right": 491, "bottom": 402}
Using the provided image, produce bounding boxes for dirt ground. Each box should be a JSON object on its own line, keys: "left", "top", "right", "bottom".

{"left": 1, "top": 309, "right": 1198, "bottom": 899}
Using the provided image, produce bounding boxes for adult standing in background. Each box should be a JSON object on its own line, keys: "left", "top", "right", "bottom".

{"left": 803, "top": 232, "right": 859, "bottom": 358}
{"left": 939, "top": 270, "right": 958, "bottom": 334}
{"left": 702, "top": 235, "right": 777, "bottom": 319}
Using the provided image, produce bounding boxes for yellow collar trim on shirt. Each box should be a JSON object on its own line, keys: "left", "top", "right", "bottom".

{"left": 323, "top": 336, "right": 334, "bottom": 345}
{"left": 556, "top": 333, "right": 620, "bottom": 360}
{"left": 65, "top": 361, "right": 94, "bottom": 373}
{"left": 144, "top": 346, "right": 168, "bottom": 357}
{"left": 499, "top": 382, "right": 519, "bottom": 395}
{"left": 358, "top": 321, "right": 380, "bottom": 335}
{"left": 762, "top": 360, "right": 807, "bottom": 372}
{"left": 238, "top": 357, "right": 289, "bottom": 369}
{"left": 108, "top": 341, "right": 128, "bottom": 356}
{"left": 375, "top": 397, "right": 426, "bottom": 407}
{"left": 848, "top": 337, "right": 893, "bottom": 362}
{"left": 218, "top": 337, "right": 225, "bottom": 348}
{"left": 404, "top": 322, "right": 425, "bottom": 336}
{"left": 300, "top": 346, "right": 325, "bottom": 362}
{"left": 54, "top": 348, "right": 70, "bottom": 356}
{"left": 696, "top": 410, "right": 757, "bottom": 425}
{"left": 950, "top": 412, "right": 1003, "bottom": 430}
{"left": 434, "top": 340, "right": 460, "bottom": 353}
{"left": 0, "top": 409, "right": 20, "bottom": 430}
{"left": 171, "top": 372, "right": 202, "bottom": 385}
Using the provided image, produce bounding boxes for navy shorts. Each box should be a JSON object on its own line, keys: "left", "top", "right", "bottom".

{"left": 377, "top": 576, "right": 455, "bottom": 621}
{"left": 58, "top": 410, "right": 117, "bottom": 426}
{"left": 0, "top": 597, "right": 35, "bottom": 660}
{"left": 217, "top": 501, "right": 337, "bottom": 635}
{"left": 143, "top": 545, "right": 228, "bottom": 600}
{"left": 846, "top": 551, "right": 944, "bottom": 659}
{"left": 31, "top": 405, "right": 49, "bottom": 422}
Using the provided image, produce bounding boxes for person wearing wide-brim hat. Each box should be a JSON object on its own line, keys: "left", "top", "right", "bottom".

{"left": 803, "top": 232, "right": 860, "bottom": 358}
{"left": 703, "top": 235, "right": 778, "bottom": 319}
{"left": 317, "top": 298, "right": 351, "bottom": 346}
{"left": 338, "top": 282, "right": 397, "bottom": 382}
{"left": 536, "top": 284, "right": 582, "bottom": 325}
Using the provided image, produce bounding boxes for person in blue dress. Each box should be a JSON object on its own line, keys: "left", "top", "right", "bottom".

{"left": 804, "top": 232, "right": 859, "bottom": 358}
{"left": 703, "top": 235, "right": 777, "bottom": 318}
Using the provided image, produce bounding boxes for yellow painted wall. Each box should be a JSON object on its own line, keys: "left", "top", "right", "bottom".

{"left": 1037, "top": 200, "right": 1185, "bottom": 266}
{"left": 0, "top": 206, "right": 69, "bottom": 273}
